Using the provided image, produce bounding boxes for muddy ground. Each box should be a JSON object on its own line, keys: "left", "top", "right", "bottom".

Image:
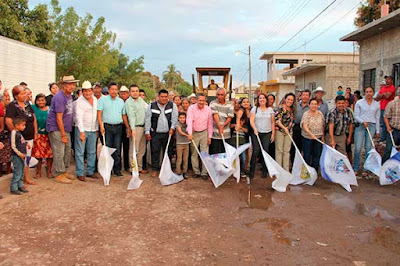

{"left": 1, "top": 167, "right": 400, "bottom": 265}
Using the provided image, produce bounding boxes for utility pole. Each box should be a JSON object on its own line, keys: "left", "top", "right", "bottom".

{"left": 248, "top": 45, "right": 252, "bottom": 101}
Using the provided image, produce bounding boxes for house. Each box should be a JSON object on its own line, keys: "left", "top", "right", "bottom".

{"left": 259, "top": 52, "right": 359, "bottom": 102}
{"left": 340, "top": 7, "right": 400, "bottom": 90}
{"left": 0, "top": 35, "right": 56, "bottom": 97}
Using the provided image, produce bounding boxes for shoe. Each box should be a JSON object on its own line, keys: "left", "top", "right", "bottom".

{"left": 261, "top": 172, "right": 268, "bottom": 179}
{"left": 240, "top": 172, "right": 246, "bottom": 178}
{"left": 193, "top": 174, "right": 201, "bottom": 178}
{"left": 139, "top": 169, "right": 148, "bottom": 174}
{"left": 114, "top": 171, "right": 123, "bottom": 177}
{"left": 201, "top": 175, "right": 208, "bottom": 180}
{"left": 54, "top": 174, "right": 72, "bottom": 184}
{"left": 64, "top": 173, "right": 76, "bottom": 180}
{"left": 151, "top": 170, "right": 159, "bottom": 178}
{"left": 77, "top": 176, "right": 87, "bottom": 182}
{"left": 19, "top": 187, "right": 29, "bottom": 193}
{"left": 249, "top": 173, "right": 255, "bottom": 179}
{"left": 11, "top": 190, "right": 23, "bottom": 195}
{"left": 183, "top": 173, "right": 188, "bottom": 179}
{"left": 87, "top": 173, "right": 101, "bottom": 179}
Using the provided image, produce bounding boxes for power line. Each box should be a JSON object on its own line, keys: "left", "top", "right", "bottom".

{"left": 288, "top": 2, "right": 360, "bottom": 52}
{"left": 273, "top": 0, "right": 338, "bottom": 53}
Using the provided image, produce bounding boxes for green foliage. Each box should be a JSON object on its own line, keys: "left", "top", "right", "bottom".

{"left": 355, "top": 0, "right": 400, "bottom": 27}
{"left": 102, "top": 54, "right": 145, "bottom": 86}
{"left": 176, "top": 81, "right": 193, "bottom": 97}
{"left": 162, "top": 64, "right": 183, "bottom": 90}
{"left": 0, "top": 0, "right": 53, "bottom": 48}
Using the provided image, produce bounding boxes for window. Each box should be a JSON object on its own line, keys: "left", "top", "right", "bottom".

{"left": 308, "top": 82, "right": 316, "bottom": 91}
{"left": 363, "top": 69, "right": 376, "bottom": 90}
{"left": 394, "top": 63, "right": 400, "bottom": 89}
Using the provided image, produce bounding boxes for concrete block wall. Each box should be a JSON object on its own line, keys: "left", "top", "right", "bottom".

{"left": 359, "top": 27, "right": 400, "bottom": 90}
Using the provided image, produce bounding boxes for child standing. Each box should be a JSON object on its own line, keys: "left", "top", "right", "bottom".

{"left": 176, "top": 112, "right": 190, "bottom": 178}
{"left": 10, "top": 117, "right": 29, "bottom": 195}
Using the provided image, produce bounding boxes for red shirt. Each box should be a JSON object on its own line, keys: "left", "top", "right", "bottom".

{"left": 379, "top": 84, "right": 396, "bottom": 110}
{"left": 0, "top": 103, "right": 4, "bottom": 117}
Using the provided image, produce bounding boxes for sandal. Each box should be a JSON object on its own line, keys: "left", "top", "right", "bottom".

{"left": 47, "top": 172, "right": 54, "bottom": 178}
{"left": 25, "top": 180, "right": 37, "bottom": 185}
{"left": 34, "top": 173, "right": 41, "bottom": 179}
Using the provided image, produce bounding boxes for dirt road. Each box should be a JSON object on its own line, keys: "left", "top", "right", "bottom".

{"left": 1, "top": 170, "right": 400, "bottom": 265}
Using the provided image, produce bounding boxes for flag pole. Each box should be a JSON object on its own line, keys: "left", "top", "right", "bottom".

{"left": 389, "top": 131, "right": 396, "bottom": 148}
{"left": 287, "top": 133, "right": 308, "bottom": 169}
{"left": 190, "top": 139, "right": 212, "bottom": 177}
{"left": 366, "top": 126, "right": 376, "bottom": 149}
{"left": 315, "top": 138, "right": 325, "bottom": 146}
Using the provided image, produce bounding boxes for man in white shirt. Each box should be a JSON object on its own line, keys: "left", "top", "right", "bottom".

{"left": 74, "top": 81, "right": 99, "bottom": 182}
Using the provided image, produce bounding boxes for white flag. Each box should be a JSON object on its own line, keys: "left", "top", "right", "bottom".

{"left": 379, "top": 150, "right": 400, "bottom": 186}
{"left": 159, "top": 146, "right": 184, "bottom": 186}
{"left": 364, "top": 149, "right": 382, "bottom": 176}
{"left": 201, "top": 151, "right": 233, "bottom": 188}
{"left": 98, "top": 145, "right": 116, "bottom": 186}
{"left": 290, "top": 147, "right": 317, "bottom": 186}
{"left": 320, "top": 144, "right": 358, "bottom": 192}
{"left": 127, "top": 140, "right": 143, "bottom": 190}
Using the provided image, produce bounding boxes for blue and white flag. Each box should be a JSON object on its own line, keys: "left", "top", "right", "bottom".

{"left": 364, "top": 149, "right": 382, "bottom": 176}
{"left": 98, "top": 145, "right": 116, "bottom": 186}
{"left": 201, "top": 151, "right": 233, "bottom": 188}
{"left": 127, "top": 140, "right": 143, "bottom": 190}
{"left": 320, "top": 144, "right": 358, "bottom": 192}
{"left": 379, "top": 149, "right": 400, "bottom": 186}
{"left": 25, "top": 156, "right": 39, "bottom": 168}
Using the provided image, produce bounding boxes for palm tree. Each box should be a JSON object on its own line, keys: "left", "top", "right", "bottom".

{"left": 162, "top": 64, "right": 182, "bottom": 90}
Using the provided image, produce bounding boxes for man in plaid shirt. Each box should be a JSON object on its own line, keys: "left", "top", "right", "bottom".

{"left": 326, "top": 95, "right": 354, "bottom": 155}
{"left": 383, "top": 86, "right": 400, "bottom": 163}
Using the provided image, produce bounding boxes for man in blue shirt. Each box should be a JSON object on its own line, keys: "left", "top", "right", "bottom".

{"left": 97, "top": 82, "right": 130, "bottom": 176}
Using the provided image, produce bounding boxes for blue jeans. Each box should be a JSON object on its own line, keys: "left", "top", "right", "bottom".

{"left": 301, "top": 137, "right": 322, "bottom": 171}
{"left": 74, "top": 128, "right": 97, "bottom": 177}
{"left": 104, "top": 124, "right": 123, "bottom": 173}
{"left": 383, "top": 128, "right": 400, "bottom": 163}
{"left": 354, "top": 124, "right": 376, "bottom": 171}
{"left": 11, "top": 155, "right": 24, "bottom": 192}
{"left": 380, "top": 110, "right": 388, "bottom": 142}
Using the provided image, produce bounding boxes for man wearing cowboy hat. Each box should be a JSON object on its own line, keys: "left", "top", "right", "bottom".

{"left": 73, "top": 81, "right": 100, "bottom": 182}
{"left": 313, "top": 87, "right": 329, "bottom": 118}
{"left": 46, "top": 75, "right": 78, "bottom": 184}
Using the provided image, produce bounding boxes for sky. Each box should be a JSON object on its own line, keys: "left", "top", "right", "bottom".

{"left": 30, "top": 0, "right": 361, "bottom": 87}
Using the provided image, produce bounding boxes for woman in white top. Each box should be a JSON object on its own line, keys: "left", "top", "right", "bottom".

{"left": 249, "top": 93, "right": 275, "bottom": 179}
{"left": 353, "top": 86, "right": 380, "bottom": 175}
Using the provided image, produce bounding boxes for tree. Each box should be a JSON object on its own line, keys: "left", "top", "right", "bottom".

{"left": 176, "top": 81, "right": 193, "bottom": 97}
{"left": 50, "top": 0, "right": 119, "bottom": 81}
{"left": 102, "top": 54, "right": 145, "bottom": 86}
{"left": 162, "top": 64, "right": 182, "bottom": 90}
{"left": 0, "top": 0, "right": 53, "bottom": 49}
{"left": 355, "top": 0, "right": 400, "bottom": 27}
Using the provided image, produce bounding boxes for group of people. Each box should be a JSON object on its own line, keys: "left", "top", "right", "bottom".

{"left": 0, "top": 74, "right": 399, "bottom": 198}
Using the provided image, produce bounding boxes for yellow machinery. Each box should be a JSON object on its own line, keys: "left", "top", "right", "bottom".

{"left": 192, "top": 67, "right": 233, "bottom": 101}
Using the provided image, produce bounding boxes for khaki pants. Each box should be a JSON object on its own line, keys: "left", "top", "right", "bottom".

{"left": 129, "top": 127, "right": 146, "bottom": 171}
{"left": 275, "top": 130, "right": 292, "bottom": 171}
{"left": 326, "top": 133, "right": 346, "bottom": 155}
{"left": 176, "top": 144, "right": 189, "bottom": 174}
{"left": 190, "top": 130, "right": 208, "bottom": 176}
{"left": 49, "top": 131, "right": 71, "bottom": 176}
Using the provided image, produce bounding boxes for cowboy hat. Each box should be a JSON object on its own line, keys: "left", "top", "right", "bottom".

{"left": 120, "top": 85, "right": 129, "bottom": 92}
{"left": 314, "top": 87, "right": 326, "bottom": 94}
{"left": 60, "top": 75, "right": 79, "bottom": 83}
{"left": 81, "top": 80, "right": 92, "bottom": 90}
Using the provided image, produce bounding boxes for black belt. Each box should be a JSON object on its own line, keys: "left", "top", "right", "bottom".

{"left": 104, "top": 123, "right": 123, "bottom": 127}
{"left": 136, "top": 125, "right": 145, "bottom": 127}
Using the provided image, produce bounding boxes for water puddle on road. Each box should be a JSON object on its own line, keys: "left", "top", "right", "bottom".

{"left": 326, "top": 193, "right": 400, "bottom": 223}
{"left": 372, "top": 227, "right": 400, "bottom": 253}
{"left": 239, "top": 187, "right": 274, "bottom": 210}
{"left": 245, "top": 218, "right": 293, "bottom": 246}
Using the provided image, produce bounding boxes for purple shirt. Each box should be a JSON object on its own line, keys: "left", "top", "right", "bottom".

{"left": 46, "top": 91, "right": 73, "bottom": 133}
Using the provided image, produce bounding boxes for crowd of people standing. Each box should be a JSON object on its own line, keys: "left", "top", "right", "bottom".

{"left": 0, "top": 74, "right": 399, "bottom": 199}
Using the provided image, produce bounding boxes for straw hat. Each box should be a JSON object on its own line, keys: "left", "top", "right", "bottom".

{"left": 120, "top": 85, "right": 129, "bottom": 92}
{"left": 314, "top": 87, "right": 326, "bottom": 95}
{"left": 60, "top": 75, "right": 79, "bottom": 83}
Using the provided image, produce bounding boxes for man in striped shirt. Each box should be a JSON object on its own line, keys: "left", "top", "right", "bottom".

{"left": 209, "top": 88, "right": 234, "bottom": 155}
